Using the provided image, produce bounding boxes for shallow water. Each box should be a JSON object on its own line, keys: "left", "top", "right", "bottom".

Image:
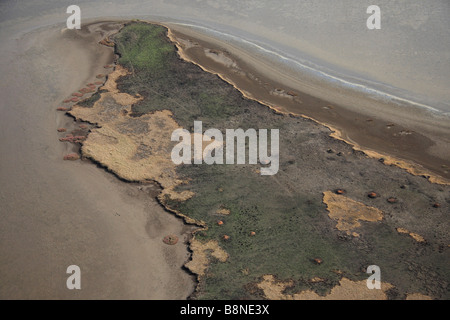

{"left": 0, "top": 19, "right": 195, "bottom": 299}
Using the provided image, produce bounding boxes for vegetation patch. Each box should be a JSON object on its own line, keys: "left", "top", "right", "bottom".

{"left": 89, "top": 22, "right": 450, "bottom": 300}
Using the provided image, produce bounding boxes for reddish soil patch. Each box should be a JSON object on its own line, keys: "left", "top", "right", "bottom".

{"left": 63, "top": 153, "right": 80, "bottom": 161}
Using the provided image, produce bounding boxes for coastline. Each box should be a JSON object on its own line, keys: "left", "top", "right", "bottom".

{"left": 0, "top": 15, "right": 445, "bottom": 298}
{"left": 67, "top": 21, "right": 449, "bottom": 299}
{"left": 0, "top": 21, "right": 195, "bottom": 299}
{"left": 164, "top": 23, "right": 450, "bottom": 185}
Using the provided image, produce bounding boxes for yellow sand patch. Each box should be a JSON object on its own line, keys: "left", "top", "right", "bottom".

{"left": 69, "top": 65, "right": 216, "bottom": 198}
{"left": 101, "top": 65, "right": 127, "bottom": 93}
{"left": 157, "top": 187, "right": 200, "bottom": 226}
{"left": 258, "top": 275, "right": 433, "bottom": 300}
{"left": 100, "top": 65, "right": 143, "bottom": 105}
{"left": 360, "top": 149, "right": 450, "bottom": 185}
{"left": 216, "top": 207, "right": 231, "bottom": 215}
{"left": 69, "top": 66, "right": 182, "bottom": 189}
{"left": 185, "top": 239, "right": 229, "bottom": 277}
{"left": 99, "top": 36, "right": 115, "bottom": 47}
{"left": 70, "top": 67, "right": 143, "bottom": 124}
{"left": 406, "top": 293, "right": 432, "bottom": 300}
{"left": 257, "top": 275, "right": 393, "bottom": 300}
{"left": 160, "top": 185, "right": 195, "bottom": 202}
{"left": 79, "top": 112, "right": 180, "bottom": 187}
{"left": 396, "top": 228, "right": 426, "bottom": 243}
{"left": 323, "top": 191, "right": 383, "bottom": 235}
{"left": 69, "top": 50, "right": 223, "bottom": 287}
{"left": 329, "top": 132, "right": 450, "bottom": 186}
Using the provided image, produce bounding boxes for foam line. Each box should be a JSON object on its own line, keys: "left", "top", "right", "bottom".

{"left": 171, "top": 22, "right": 444, "bottom": 114}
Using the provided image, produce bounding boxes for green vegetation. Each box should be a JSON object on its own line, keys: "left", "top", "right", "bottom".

{"left": 112, "top": 22, "right": 450, "bottom": 300}
{"left": 164, "top": 164, "right": 358, "bottom": 299}
{"left": 114, "top": 23, "right": 175, "bottom": 71}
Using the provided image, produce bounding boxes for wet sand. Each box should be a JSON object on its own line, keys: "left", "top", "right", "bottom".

{"left": 165, "top": 24, "right": 450, "bottom": 184}
{"left": 0, "top": 21, "right": 195, "bottom": 299}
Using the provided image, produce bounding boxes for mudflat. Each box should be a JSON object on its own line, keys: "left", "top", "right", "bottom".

{"left": 0, "top": 21, "right": 194, "bottom": 299}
